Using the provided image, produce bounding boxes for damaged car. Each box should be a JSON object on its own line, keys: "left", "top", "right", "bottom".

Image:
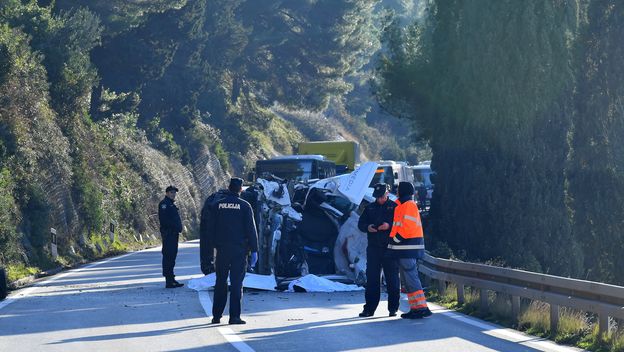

{"left": 237, "top": 162, "right": 379, "bottom": 287}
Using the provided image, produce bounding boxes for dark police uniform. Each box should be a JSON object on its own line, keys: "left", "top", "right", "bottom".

{"left": 199, "top": 189, "right": 229, "bottom": 275}
{"left": 207, "top": 190, "right": 258, "bottom": 322}
{"left": 158, "top": 195, "right": 183, "bottom": 282}
{"left": 357, "top": 192, "right": 399, "bottom": 315}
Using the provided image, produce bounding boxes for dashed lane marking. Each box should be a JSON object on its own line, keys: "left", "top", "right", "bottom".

{"left": 197, "top": 290, "right": 256, "bottom": 352}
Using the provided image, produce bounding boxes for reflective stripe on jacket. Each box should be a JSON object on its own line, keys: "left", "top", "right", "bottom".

{"left": 387, "top": 199, "right": 425, "bottom": 258}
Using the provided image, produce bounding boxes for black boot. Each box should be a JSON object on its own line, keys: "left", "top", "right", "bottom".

{"left": 401, "top": 310, "right": 417, "bottom": 319}
{"left": 165, "top": 277, "right": 184, "bottom": 288}
{"left": 229, "top": 317, "right": 246, "bottom": 325}
{"left": 358, "top": 310, "right": 374, "bottom": 317}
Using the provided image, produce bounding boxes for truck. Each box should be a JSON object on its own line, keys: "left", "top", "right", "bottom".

{"left": 251, "top": 155, "right": 337, "bottom": 183}
{"left": 297, "top": 141, "right": 360, "bottom": 174}
{"left": 409, "top": 162, "right": 435, "bottom": 211}
{"left": 369, "top": 160, "right": 414, "bottom": 193}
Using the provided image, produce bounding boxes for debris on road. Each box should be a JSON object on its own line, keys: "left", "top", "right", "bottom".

{"left": 187, "top": 273, "right": 278, "bottom": 291}
{"left": 287, "top": 274, "right": 364, "bottom": 293}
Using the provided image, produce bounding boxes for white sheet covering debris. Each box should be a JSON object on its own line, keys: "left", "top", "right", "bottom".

{"left": 287, "top": 274, "right": 364, "bottom": 292}
{"left": 188, "top": 273, "right": 278, "bottom": 291}
{"left": 334, "top": 212, "right": 368, "bottom": 284}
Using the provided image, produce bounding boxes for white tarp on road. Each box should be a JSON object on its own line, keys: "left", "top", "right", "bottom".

{"left": 188, "top": 273, "right": 278, "bottom": 291}
{"left": 287, "top": 274, "right": 364, "bottom": 292}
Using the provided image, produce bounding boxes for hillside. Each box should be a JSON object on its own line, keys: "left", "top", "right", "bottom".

{"left": 0, "top": 0, "right": 424, "bottom": 279}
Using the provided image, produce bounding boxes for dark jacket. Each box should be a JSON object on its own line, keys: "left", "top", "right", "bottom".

{"left": 206, "top": 191, "right": 258, "bottom": 253}
{"left": 199, "top": 189, "right": 229, "bottom": 268}
{"left": 158, "top": 196, "right": 182, "bottom": 234}
{"left": 358, "top": 198, "right": 397, "bottom": 248}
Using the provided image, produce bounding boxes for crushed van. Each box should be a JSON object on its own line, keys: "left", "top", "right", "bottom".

{"left": 240, "top": 162, "right": 379, "bottom": 287}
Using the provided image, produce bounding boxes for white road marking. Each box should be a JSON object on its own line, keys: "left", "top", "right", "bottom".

{"left": 0, "top": 251, "right": 139, "bottom": 312}
{"left": 428, "top": 303, "right": 582, "bottom": 352}
{"left": 197, "top": 290, "right": 256, "bottom": 352}
{"left": 218, "top": 328, "right": 256, "bottom": 352}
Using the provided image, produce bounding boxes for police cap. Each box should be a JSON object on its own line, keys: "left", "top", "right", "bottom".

{"left": 372, "top": 183, "right": 389, "bottom": 198}
{"left": 228, "top": 177, "right": 244, "bottom": 192}
{"left": 165, "top": 185, "right": 179, "bottom": 193}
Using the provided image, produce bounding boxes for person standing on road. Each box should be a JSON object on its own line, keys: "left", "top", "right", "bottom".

{"left": 158, "top": 185, "right": 184, "bottom": 289}
{"left": 387, "top": 181, "right": 432, "bottom": 319}
{"left": 206, "top": 177, "right": 258, "bottom": 325}
{"left": 357, "top": 183, "right": 400, "bottom": 318}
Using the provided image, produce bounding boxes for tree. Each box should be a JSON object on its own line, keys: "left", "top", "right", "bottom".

{"left": 569, "top": 0, "right": 624, "bottom": 284}
{"left": 379, "top": 0, "right": 583, "bottom": 275}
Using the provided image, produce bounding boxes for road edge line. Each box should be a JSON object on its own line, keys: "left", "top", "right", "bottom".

{"left": 0, "top": 251, "right": 141, "bottom": 312}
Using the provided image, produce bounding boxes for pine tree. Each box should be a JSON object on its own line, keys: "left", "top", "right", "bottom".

{"left": 380, "top": 0, "right": 583, "bottom": 275}
{"left": 570, "top": 0, "right": 624, "bottom": 284}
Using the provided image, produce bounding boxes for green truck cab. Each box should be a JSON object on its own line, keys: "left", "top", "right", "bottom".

{"left": 297, "top": 141, "right": 360, "bottom": 174}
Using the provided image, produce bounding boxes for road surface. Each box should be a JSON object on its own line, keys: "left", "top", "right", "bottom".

{"left": 0, "top": 241, "right": 581, "bottom": 352}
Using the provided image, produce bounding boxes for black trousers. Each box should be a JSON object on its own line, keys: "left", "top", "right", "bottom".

{"left": 212, "top": 248, "right": 247, "bottom": 319}
{"left": 364, "top": 246, "right": 400, "bottom": 313}
{"left": 161, "top": 231, "right": 179, "bottom": 279}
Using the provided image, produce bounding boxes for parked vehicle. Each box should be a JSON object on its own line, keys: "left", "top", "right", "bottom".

{"left": 410, "top": 162, "right": 435, "bottom": 211}
{"left": 369, "top": 160, "right": 414, "bottom": 193}
{"left": 297, "top": 141, "right": 360, "bottom": 174}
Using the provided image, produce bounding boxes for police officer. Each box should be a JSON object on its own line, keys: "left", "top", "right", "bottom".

{"left": 357, "top": 183, "right": 400, "bottom": 317}
{"left": 158, "top": 185, "right": 184, "bottom": 288}
{"left": 206, "top": 178, "right": 258, "bottom": 325}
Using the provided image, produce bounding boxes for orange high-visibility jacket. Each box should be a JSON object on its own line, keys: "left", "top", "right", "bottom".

{"left": 387, "top": 199, "right": 425, "bottom": 258}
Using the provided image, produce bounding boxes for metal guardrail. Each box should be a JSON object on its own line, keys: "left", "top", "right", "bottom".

{"left": 419, "top": 254, "right": 624, "bottom": 335}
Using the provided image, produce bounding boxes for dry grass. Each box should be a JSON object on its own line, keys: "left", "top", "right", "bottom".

{"left": 427, "top": 282, "right": 624, "bottom": 351}
{"left": 518, "top": 300, "right": 551, "bottom": 336}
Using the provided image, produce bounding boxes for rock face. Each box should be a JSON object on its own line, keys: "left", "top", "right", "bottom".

{"left": 105, "top": 121, "right": 229, "bottom": 238}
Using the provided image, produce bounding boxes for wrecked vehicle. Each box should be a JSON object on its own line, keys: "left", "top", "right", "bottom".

{"left": 240, "top": 162, "right": 379, "bottom": 286}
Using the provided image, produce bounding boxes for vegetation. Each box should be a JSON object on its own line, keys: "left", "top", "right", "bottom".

{"left": 429, "top": 284, "right": 624, "bottom": 352}
{"left": 379, "top": 0, "right": 624, "bottom": 286}
{"left": 0, "top": 0, "right": 418, "bottom": 280}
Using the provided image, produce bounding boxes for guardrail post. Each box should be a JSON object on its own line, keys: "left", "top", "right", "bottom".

{"left": 50, "top": 228, "right": 58, "bottom": 259}
{"left": 511, "top": 296, "right": 521, "bottom": 322}
{"left": 599, "top": 312, "right": 611, "bottom": 336}
{"left": 550, "top": 304, "right": 559, "bottom": 334}
{"left": 480, "top": 289, "right": 488, "bottom": 311}
{"left": 457, "top": 284, "right": 465, "bottom": 305}
{"left": 109, "top": 221, "right": 116, "bottom": 242}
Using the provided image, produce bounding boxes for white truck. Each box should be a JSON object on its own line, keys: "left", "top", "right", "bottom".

{"left": 369, "top": 160, "right": 414, "bottom": 194}
{"left": 409, "top": 161, "right": 435, "bottom": 211}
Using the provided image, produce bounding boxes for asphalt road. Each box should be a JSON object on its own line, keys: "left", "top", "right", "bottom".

{"left": 0, "top": 241, "right": 582, "bottom": 352}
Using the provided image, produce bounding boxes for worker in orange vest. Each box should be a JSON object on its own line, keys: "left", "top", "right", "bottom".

{"left": 387, "top": 182, "right": 432, "bottom": 319}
